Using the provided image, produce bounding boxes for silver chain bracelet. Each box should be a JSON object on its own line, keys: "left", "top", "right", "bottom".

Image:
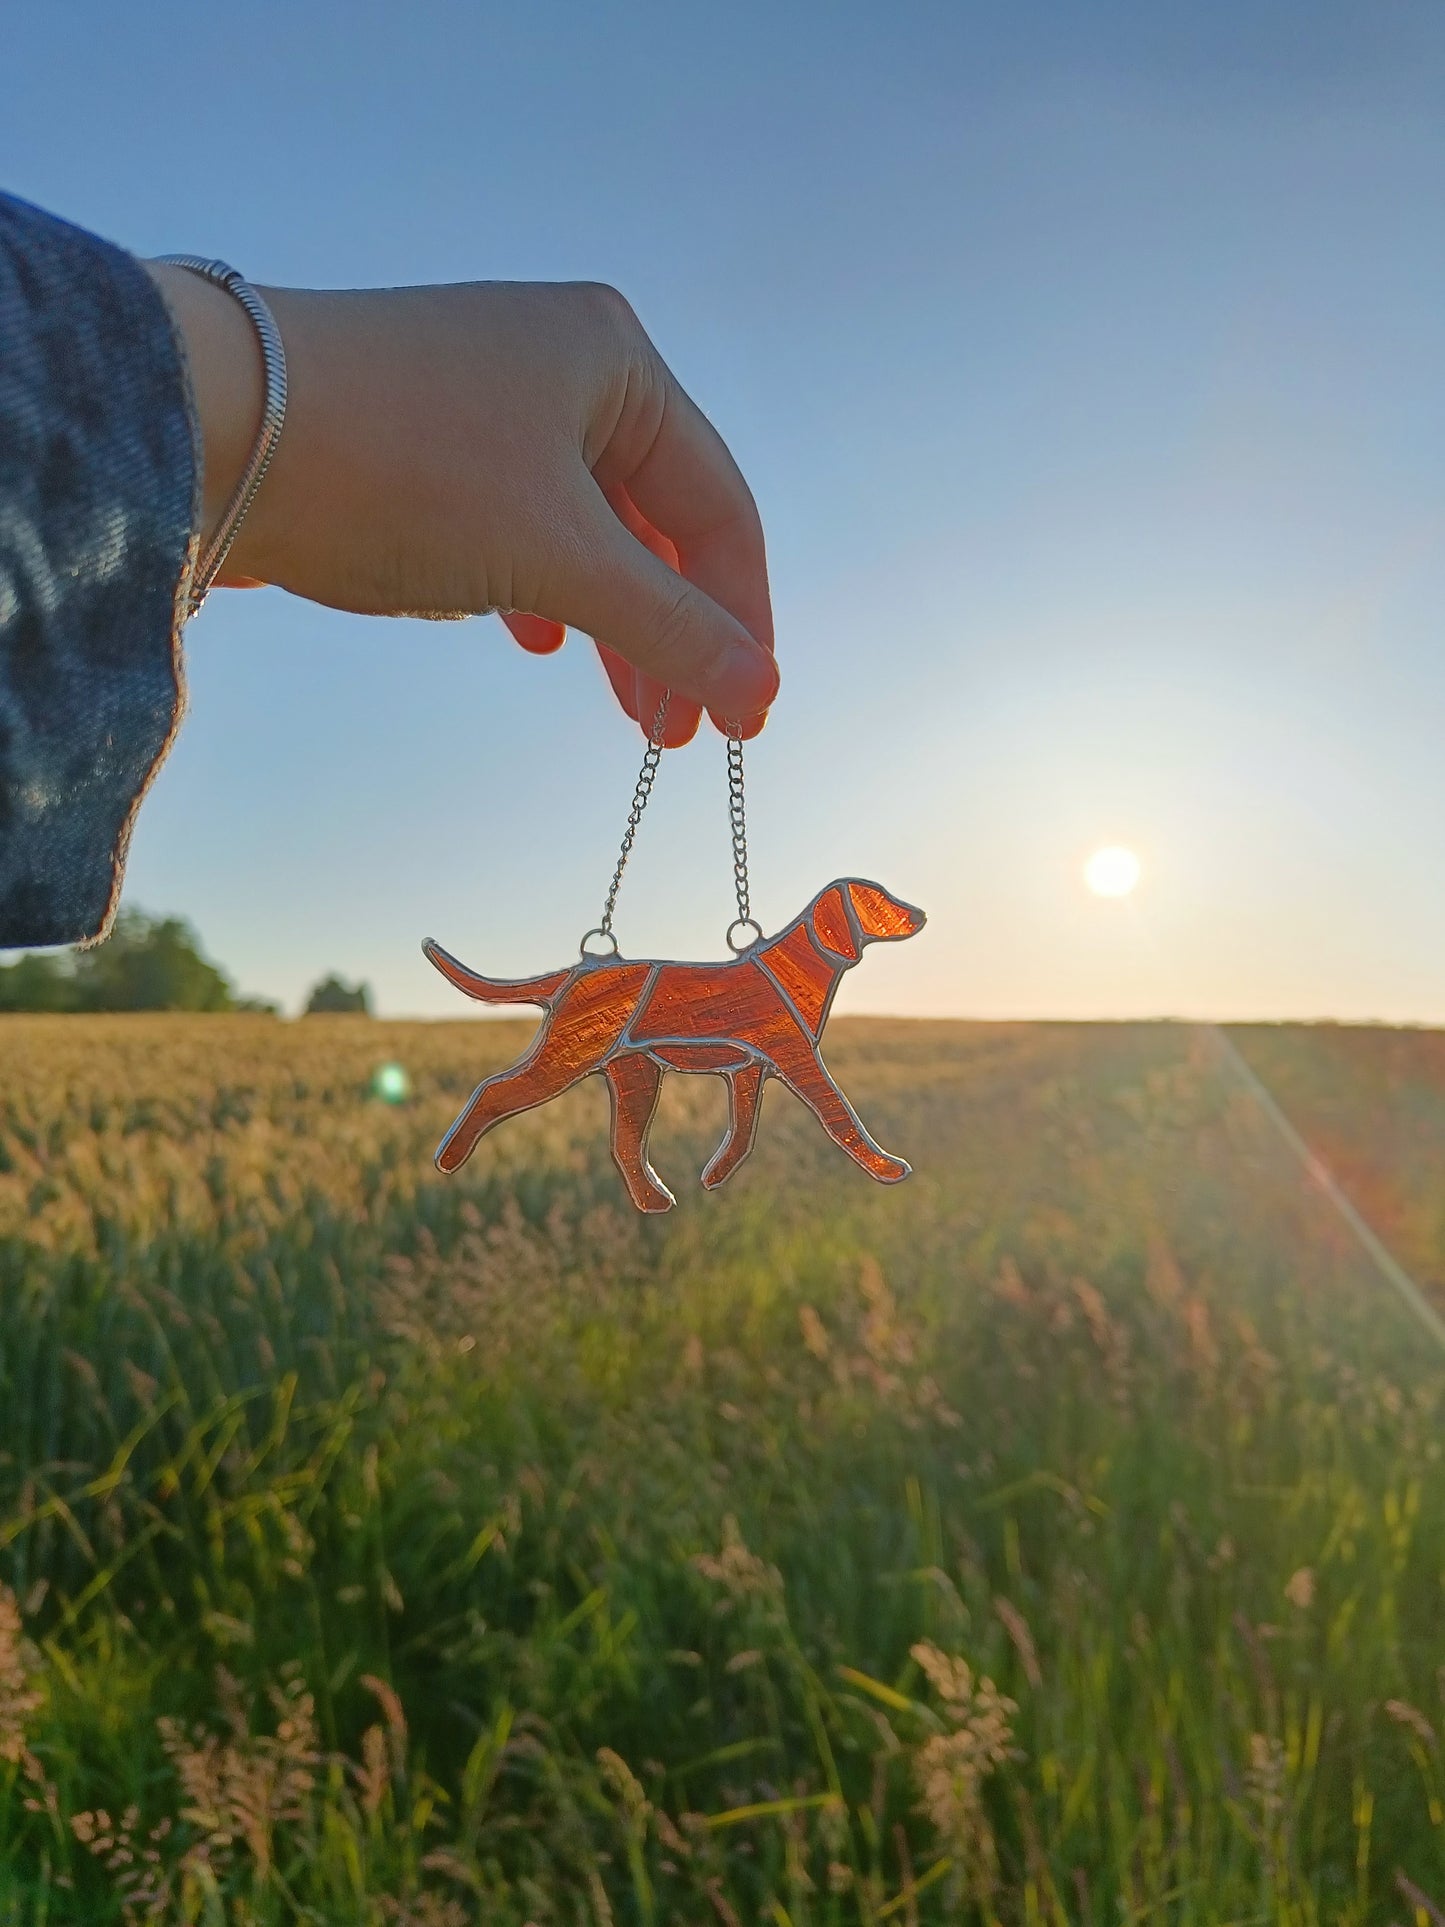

{"left": 158, "top": 255, "right": 288, "bottom": 618}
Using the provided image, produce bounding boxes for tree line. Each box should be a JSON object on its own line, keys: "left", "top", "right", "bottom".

{"left": 0, "top": 910, "right": 370, "bottom": 1015}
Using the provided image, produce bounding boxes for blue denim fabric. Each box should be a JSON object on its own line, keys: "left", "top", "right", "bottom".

{"left": 0, "top": 192, "right": 197, "bottom": 948}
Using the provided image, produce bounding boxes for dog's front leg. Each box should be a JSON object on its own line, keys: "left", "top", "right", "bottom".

{"left": 769, "top": 1042, "right": 911, "bottom": 1184}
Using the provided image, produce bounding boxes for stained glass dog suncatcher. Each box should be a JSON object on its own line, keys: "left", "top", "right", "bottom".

{"left": 425, "top": 879, "right": 926, "bottom": 1212}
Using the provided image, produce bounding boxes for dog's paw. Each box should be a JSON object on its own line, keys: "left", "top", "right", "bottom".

{"left": 622, "top": 1171, "right": 676, "bottom": 1213}
{"left": 633, "top": 1187, "right": 675, "bottom": 1213}
{"left": 700, "top": 1153, "right": 745, "bottom": 1191}
{"left": 435, "top": 1138, "right": 472, "bottom": 1175}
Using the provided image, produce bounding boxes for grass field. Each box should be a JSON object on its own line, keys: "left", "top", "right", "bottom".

{"left": 0, "top": 1013, "right": 1441, "bottom": 1924}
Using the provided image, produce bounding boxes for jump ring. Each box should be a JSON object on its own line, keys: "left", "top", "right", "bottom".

{"left": 726, "top": 917, "right": 764, "bottom": 954}
{"left": 580, "top": 927, "right": 620, "bottom": 960}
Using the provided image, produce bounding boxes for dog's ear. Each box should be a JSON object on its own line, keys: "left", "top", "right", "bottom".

{"left": 811, "top": 885, "right": 859, "bottom": 960}
{"left": 848, "top": 882, "right": 922, "bottom": 940}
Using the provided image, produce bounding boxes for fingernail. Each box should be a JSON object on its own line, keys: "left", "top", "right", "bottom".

{"left": 710, "top": 641, "right": 779, "bottom": 717}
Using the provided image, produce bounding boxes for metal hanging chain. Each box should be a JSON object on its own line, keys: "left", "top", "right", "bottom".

{"left": 579, "top": 696, "right": 763, "bottom": 959}
{"left": 725, "top": 729, "right": 763, "bottom": 953}
{"left": 580, "top": 691, "right": 673, "bottom": 957}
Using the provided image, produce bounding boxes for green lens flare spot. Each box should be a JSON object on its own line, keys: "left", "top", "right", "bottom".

{"left": 372, "top": 1062, "right": 411, "bottom": 1105}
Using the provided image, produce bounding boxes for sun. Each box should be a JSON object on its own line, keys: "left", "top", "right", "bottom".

{"left": 1084, "top": 845, "right": 1141, "bottom": 898}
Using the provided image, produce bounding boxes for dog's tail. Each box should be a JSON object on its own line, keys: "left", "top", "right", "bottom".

{"left": 423, "top": 939, "right": 571, "bottom": 1006}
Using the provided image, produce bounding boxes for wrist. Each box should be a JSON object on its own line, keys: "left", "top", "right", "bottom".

{"left": 143, "top": 259, "right": 266, "bottom": 567}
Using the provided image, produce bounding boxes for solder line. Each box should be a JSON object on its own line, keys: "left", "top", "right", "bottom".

{"left": 1207, "top": 1023, "right": 1445, "bottom": 1357}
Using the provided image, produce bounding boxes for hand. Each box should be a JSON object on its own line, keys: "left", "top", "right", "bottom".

{"left": 144, "top": 269, "right": 777, "bottom": 747}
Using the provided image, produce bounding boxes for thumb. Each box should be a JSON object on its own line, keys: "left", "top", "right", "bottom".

{"left": 563, "top": 501, "right": 779, "bottom": 721}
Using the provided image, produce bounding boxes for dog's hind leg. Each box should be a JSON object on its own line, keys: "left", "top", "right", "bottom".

{"left": 701, "top": 1061, "right": 767, "bottom": 1190}
{"left": 435, "top": 1053, "right": 589, "bottom": 1173}
{"left": 436, "top": 963, "right": 651, "bottom": 1174}
{"left": 770, "top": 1043, "right": 911, "bottom": 1183}
{"left": 603, "top": 1055, "right": 674, "bottom": 1213}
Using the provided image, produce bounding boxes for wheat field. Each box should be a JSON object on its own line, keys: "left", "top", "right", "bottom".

{"left": 0, "top": 1013, "right": 1441, "bottom": 1924}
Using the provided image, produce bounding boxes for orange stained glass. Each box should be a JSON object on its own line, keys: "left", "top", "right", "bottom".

{"left": 848, "top": 881, "right": 918, "bottom": 941}
{"left": 424, "top": 877, "right": 926, "bottom": 1212}
{"left": 650, "top": 1043, "right": 752, "bottom": 1071}
{"left": 757, "top": 922, "right": 839, "bottom": 1033}
{"left": 812, "top": 883, "right": 859, "bottom": 961}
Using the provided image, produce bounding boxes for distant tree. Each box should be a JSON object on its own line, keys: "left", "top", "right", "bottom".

{"left": 304, "top": 974, "right": 372, "bottom": 1016}
{"left": 0, "top": 951, "right": 78, "bottom": 1012}
{"left": 0, "top": 912, "right": 282, "bottom": 1013}
{"left": 72, "top": 911, "right": 235, "bottom": 1011}
{"left": 234, "top": 995, "right": 282, "bottom": 1016}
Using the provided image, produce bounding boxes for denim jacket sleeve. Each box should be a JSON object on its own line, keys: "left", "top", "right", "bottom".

{"left": 0, "top": 192, "right": 198, "bottom": 949}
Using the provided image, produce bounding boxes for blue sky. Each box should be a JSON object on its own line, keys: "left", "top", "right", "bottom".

{"left": 5, "top": 0, "right": 1444, "bottom": 1018}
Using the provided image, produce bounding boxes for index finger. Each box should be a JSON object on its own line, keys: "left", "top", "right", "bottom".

{"left": 602, "top": 484, "right": 703, "bottom": 748}
{"left": 598, "top": 369, "right": 775, "bottom": 739}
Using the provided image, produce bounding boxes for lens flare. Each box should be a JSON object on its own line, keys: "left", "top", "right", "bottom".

{"left": 371, "top": 1062, "right": 411, "bottom": 1104}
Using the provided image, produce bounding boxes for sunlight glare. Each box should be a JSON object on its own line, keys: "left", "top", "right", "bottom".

{"left": 1084, "top": 846, "right": 1141, "bottom": 899}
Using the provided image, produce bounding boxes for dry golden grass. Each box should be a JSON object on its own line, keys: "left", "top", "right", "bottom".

{"left": 0, "top": 1013, "right": 1441, "bottom": 1923}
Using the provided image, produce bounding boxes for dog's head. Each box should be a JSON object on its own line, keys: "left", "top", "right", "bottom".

{"left": 808, "top": 880, "right": 926, "bottom": 961}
